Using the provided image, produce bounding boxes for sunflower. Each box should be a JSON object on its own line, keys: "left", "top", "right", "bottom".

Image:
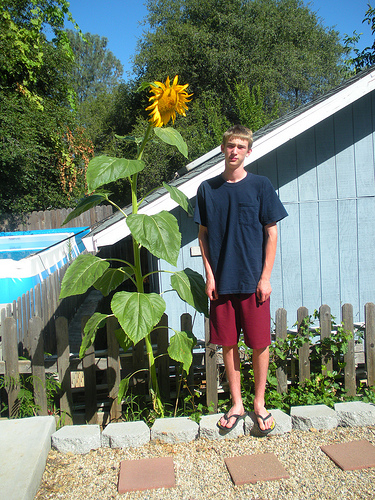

{"left": 146, "top": 75, "right": 192, "bottom": 127}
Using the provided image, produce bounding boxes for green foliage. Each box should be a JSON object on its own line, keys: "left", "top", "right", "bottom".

{"left": 0, "top": 1, "right": 91, "bottom": 214}
{"left": 231, "top": 83, "right": 279, "bottom": 132}
{"left": 66, "top": 30, "right": 123, "bottom": 103}
{"left": 238, "top": 311, "right": 357, "bottom": 413}
{"left": 0, "top": 373, "right": 61, "bottom": 418}
{"left": 135, "top": 0, "right": 345, "bottom": 114}
{"left": 168, "top": 330, "right": 197, "bottom": 373}
{"left": 344, "top": 4, "right": 375, "bottom": 73}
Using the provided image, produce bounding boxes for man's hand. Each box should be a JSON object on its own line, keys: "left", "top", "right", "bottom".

{"left": 256, "top": 277, "right": 272, "bottom": 303}
{"left": 206, "top": 276, "right": 218, "bottom": 301}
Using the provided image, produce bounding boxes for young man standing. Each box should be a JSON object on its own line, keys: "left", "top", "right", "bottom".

{"left": 194, "top": 125, "right": 288, "bottom": 434}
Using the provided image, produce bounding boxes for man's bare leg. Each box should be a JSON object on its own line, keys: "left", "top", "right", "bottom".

{"left": 218, "top": 344, "right": 245, "bottom": 429}
{"left": 253, "top": 346, "right": 274, "bottom": 430}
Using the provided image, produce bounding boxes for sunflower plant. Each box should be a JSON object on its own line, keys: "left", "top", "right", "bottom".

{"left": 59, "top": 76, "right": 208, "bottom": 418}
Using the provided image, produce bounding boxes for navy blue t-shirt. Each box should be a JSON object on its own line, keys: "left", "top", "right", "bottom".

{"left": 194, "top": 172, "right": 288, "bottom": 294}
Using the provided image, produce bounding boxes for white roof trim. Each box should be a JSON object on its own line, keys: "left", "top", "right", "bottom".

{"left": 83, "top": 69, "right": 375, "bottom": 251}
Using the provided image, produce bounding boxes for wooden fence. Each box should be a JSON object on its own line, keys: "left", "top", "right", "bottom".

{"left": 0, "top": 205, "right": 112, "bottom": 232}
{"left": 1, "top": 302, "right": 374, "bottom": 424}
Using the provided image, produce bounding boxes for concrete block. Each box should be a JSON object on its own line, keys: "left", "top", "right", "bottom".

{"left": 151, "top": 416, "right": 199, "bottom": 443}
{"left": 291, "top": 404, "right": 338, "bottom": 431}
{"left": 0, "top": 416, "right": 56, "bottom": 500}
{"left": 102, "top": 421, "right": 150, "bottom": 448}
{"left": 199, "top": 413, "right": 244, "bottom": 440}
{"left": 52, "top": 424, "right": 101, "bottom": 454}
{"left": 244, "top": 409, "right": 290, "bottom": 436}
{"left": 334, "top": 401, "right": 375, "bottom": 427}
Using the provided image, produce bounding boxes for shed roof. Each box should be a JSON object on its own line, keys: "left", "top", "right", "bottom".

{"left": 83, "top": 66, "right": 375, "bottom": 252}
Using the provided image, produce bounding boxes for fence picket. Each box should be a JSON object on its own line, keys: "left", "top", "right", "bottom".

{"left": 155, "top": 314, "right": 170, "bottom": 401}
{"left": 205, "top": 316, "right": 218, "bottom": 412}
{"left": 3, "top": 317, "right": 20, "bottom": 416}
{"left": 82, "top": 316, "right": 97, "bottom": 424}
{"left": 320, "top": 304, "right": 333, "bottom": 374}
{"left": 30, "top": 316, "right": 47, "bottom": 416}
{"left": 275, "top": 308, "right": 288, "bottom": 394}
{"left": 365, "top": 302, "right": 375, "bottom": 386}
{"left": 343, "top": 303, "right": 355, "bottom": 397}
{"left": 107, "top": 316, "right": 121, "bottom": 421}
{"left": 181, "top": 313, "right": 194, "bottom": 391}
{"left": 297, "top": 306, "right": 310, "bottom": 384}
{"left": 56, "top": 316, "right": 73, "bottom": 425}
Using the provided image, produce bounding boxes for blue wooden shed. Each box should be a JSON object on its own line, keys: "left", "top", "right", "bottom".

{"left": 83, "top": 67, "right": 375, "bottom": 339}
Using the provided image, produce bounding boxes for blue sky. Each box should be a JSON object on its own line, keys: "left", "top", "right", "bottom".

{"left": 66, "top": 0, "right": 374, "bottom": 79}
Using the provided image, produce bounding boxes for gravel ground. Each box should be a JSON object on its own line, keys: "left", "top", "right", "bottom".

{"left": 36, "top": 426, "right": 375, "bottom": 500}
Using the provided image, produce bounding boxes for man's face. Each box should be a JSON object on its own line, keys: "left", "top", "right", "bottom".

{"left": 221, "top": 136, "right": 252, "bottom": 169}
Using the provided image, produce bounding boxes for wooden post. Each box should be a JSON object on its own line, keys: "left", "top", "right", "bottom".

{"left": 275, "top": 308, "right": 288, "bottom": 393}
{"left": 156, "top": 314, "right": 170, "bottom": 401}
{"left": 30, "top": 316, "right": 48, "bottom": 416}
{"left": 365, "top": 302, "right": 375, "bottom": 387}
{"left": 205, "top": 316, "right": 217, "bottom": 412}
{"left": 3, "top": 317, "right": 20, "bottom": 417}
{"left": 56, "top": 316, "right": 73, "bottom": 425}
{"left": 320, "top": 304, "right": 333, "bottom": 374}
{"left": 82, "top": 315, "right": 97, "bottom": 424}
{"left": 342, "top": 303, "right": 356, "bottom": 397}
{"left": 107, "top": 316, "right": 121, "bottom": 421}
{"left": 297, "top": 306, "right": 310, "bottom": 384}
{"left": 181, "top": 313, "right": 194, "bottom": 391}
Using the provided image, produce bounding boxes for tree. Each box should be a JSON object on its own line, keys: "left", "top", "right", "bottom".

{"left": 0, "top": 1, "right": 92, "bottom": 214}
{"left": 66, "top": 30, "right": 123, "bottom": 103}
{"left": 344, "top": 4, "right": 375, "bottom": 73}
{"left": 134, "top": 0, "right": 345, "bottom": 115}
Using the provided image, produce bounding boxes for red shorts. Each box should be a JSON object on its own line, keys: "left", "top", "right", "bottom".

{"left": 209, "top": 294, "right": 271, "bottom": 349}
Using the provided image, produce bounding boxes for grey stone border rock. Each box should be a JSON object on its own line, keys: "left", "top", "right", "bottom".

{"left": 51, "top": 403, "right": 375, "bottom": 453}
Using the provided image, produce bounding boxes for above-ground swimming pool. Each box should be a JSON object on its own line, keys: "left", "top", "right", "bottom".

{"left": 0, "top": 227, "right": 90, "bottom": 306}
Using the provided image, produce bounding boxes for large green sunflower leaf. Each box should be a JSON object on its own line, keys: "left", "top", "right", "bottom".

{"left": 59, "top": 254, "right": 109, "bottom": 298}
{"left": 127, "top": 211, "right": 181, "bottom": 267}
{"left": 114, "top": 327, "right": 133, "bottom": 352}
{"left": 170, "top": 268, "right": 209, "bottom": 317}
{"left": 62, "top": 194, "right": 108, "bottom": 225}
{"left": 79, "top": 313, "right": 108, "bottom": 359}
{"left": 163, "top": 182, "right": 194, "bottom": 216}
{"left": 168, "top": 330, "right": 197, "bottom": 373}
{"left": 94, "top": 267, "right": 134, "bottom": 296}
{"left": 86, "top": 155, "right": 145, "bottom": 192}
{"left": 111, "top": 291, "right": 166, "bottom": 345}
{"left": 153, "top": 127, "right": 188, "bottom": 158}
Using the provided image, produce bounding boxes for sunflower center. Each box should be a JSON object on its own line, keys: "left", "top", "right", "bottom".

{"left": 158, "top": 88, "right": 177, "bottom": 113}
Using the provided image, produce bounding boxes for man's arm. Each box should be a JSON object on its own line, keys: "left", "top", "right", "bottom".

{"left": 256, "top": 222, "right": 277, "bottom": 303}
{"left": 198, "top": 224, "right": 218, "bottom": 301}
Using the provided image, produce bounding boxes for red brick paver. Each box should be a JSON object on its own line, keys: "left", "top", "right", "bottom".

{"left": 224, "top": 453, "right": 289, "bottom": 485}
{"left": 321, "top": 440, "right": 375, "bottom": 471}
{"left": 117, "top": 457, "right": 176, "bottom": 493}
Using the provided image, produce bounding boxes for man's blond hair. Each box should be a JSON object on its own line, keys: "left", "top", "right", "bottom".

{"left": 222, "top": 125, "right": 253, "bottom": 150}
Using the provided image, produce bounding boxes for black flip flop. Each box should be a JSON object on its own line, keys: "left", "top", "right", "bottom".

{"left": 255, "top": 412, "right": 276, "bottom": 435}
{"left": 217, "top": 412, "right": 247, "bottom": 433}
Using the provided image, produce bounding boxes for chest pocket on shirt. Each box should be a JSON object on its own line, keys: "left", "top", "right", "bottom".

{"left": 238, "top": 202, "right": 258, "bottom": 226}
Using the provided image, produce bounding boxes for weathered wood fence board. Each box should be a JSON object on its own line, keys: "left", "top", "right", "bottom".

{"left": 0, "top": 205, "right": 112, "bottom": 232}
